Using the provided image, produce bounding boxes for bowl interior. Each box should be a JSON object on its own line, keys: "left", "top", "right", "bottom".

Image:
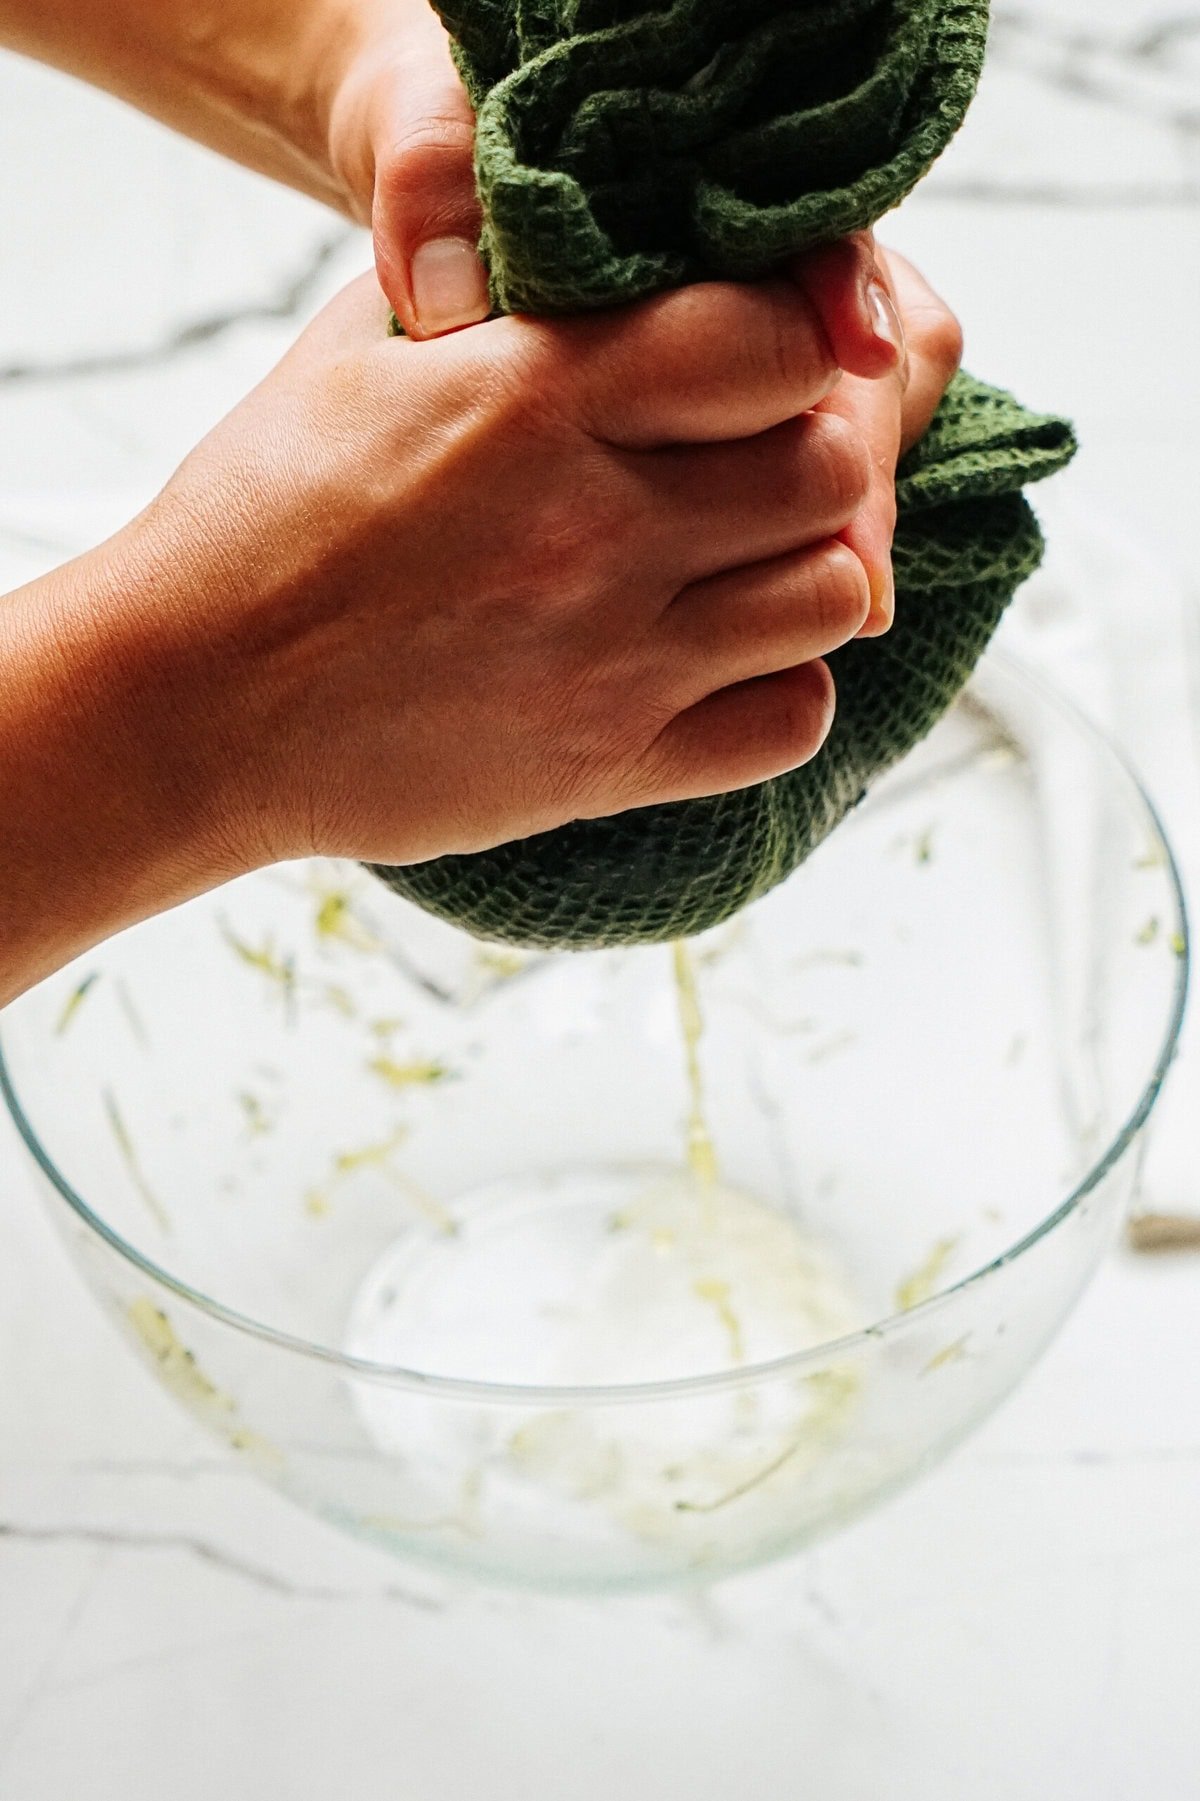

{"left": 1, "top": 657, "right": 1186, "bottom": 1394}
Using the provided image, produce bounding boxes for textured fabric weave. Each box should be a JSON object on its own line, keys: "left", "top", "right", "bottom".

{"left": 370, "top": 0, "right": 1076, "bottom": 948}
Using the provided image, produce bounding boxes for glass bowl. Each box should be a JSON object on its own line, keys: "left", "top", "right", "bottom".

{"left": 1, "top": 656, "right": 1188, "bottom": 1593}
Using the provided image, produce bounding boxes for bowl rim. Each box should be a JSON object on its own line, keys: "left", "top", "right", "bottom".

{"left": 1, "top": 654, "right": 1190, "bottom": 1405}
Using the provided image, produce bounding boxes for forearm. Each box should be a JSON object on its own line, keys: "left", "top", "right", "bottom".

{"left": 0, "top": 0, "right": 396, "bottom": 213}
{"left": 0, "top": 528, "right": 250, "bottom": 1006}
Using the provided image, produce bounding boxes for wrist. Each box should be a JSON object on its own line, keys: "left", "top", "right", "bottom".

{"left": 197, "top": 0, "right": 386, "bottom": 216}
{"left": 0, "top": 522, "right": 259, "bottom": 999}
{"left": 216, "top": 0, "right": 441, "bottom": 220}
{"left": 0, "top": 0, "right": 400, "bottom": 219}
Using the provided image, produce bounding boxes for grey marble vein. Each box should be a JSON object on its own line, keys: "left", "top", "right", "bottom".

{"left": 0, "top": 228, "right": 353, "bottom": 386}
{"left": 0, "top": 1545, "right": 112, "bottom": 1773}
{"left": 992, "top": 8, "right": 1200, "bottom": 136}
{"left": 0, "top": 1520, "right": 443, "bottom": 1609}
{"left": 927, "top": 176, "right": 1200, "bottom": 206}
{"left": 940, "top": 7, "right": 1200, "bottom": 208}
{"left": 1134, "top": 16, "right": 1200, "bottom": 61}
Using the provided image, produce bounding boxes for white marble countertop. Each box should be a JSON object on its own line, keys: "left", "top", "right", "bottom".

{"left": 2, "top": 3, "right": 1199, "bottom": 1794}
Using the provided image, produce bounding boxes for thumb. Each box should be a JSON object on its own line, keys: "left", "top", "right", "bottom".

{"left": 366, "top": 33, "right": 488, "bottom": 338}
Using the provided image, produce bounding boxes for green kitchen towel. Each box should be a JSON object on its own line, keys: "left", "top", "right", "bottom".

{"left": 370, "top": 0, "right": 1077, "bottom": 948}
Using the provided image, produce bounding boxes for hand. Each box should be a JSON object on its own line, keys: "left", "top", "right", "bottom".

{"left": 85, "top": 263, "right": 911, "bottom": 880}
{"left": 828, "top": 243, "right": 965, "bottom": 630}
{"left": 324, "top": 16, "right": 960, "bottom": 617}
{"left": 1, "top": 5, "right": 966, "bottom": 1003}
{"left": 2, "top": 231, "right": 960, "bottom": 997}
{"left": 812, "top": 239, "right": 965, "bottom": 630}
{"left": 327, "top": 0, "right": 491, "bottom": 338}
{"left": 144, "top": 241, "right": 955, "bottom": 875}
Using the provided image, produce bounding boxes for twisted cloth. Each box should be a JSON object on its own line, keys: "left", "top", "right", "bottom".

{"left": 370, "top": 0, "right": 1077, "bottom": 948}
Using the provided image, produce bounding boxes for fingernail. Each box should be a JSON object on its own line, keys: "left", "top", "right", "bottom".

{"left": 864, "top": 564, "right": 895, "bottom": 634}
{"left": 866, "top": 278, "right": 908, "bottom": 381}
{"left": 411, "top": 237, "right": 490, "bottom": 336}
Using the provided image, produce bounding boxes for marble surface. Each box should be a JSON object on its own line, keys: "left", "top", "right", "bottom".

{"left": 2, "top": 3, "right": 1199, "bottom": 1794}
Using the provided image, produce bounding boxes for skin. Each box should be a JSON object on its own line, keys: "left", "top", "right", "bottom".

{"left": 0, "top": 0, "right": 963, "bottom": 1005}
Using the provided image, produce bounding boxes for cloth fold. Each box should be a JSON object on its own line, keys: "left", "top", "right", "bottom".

{"left": 370, "top": 0, "right": 1077, "bottom": 948}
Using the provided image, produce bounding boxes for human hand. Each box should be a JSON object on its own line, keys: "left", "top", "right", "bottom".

{"left": 323, "top": 11, "right": 959, "bottom": 616}
{"left": 107, "top": 258, "right": 910, "bottom": 881}
{"left": 1, "top": 234, "right": 959, "bottom": 998}
{"left": 326, "top": 0, "right": 491, "bottom": 338}
{"left": 817, "top": 242, "right": 964, "bottom": 632}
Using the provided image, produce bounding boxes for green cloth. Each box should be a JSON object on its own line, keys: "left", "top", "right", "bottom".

{"left": 370, "top": 0, "right": 1077, "bottom": 948}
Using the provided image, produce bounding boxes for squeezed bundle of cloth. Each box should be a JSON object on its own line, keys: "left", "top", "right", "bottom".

{"left": 370, "top": 0, "right": 1077, "bottom": 947}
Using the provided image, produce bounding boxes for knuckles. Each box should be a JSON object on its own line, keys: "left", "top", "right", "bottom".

{"left": 376, "top": 110, "right": 478, "bottom": 200}
{"left": 790, "top": 412, "right": 872, "bottom": 521}
{"left": 734, "top": 661, "right": 836, "bottom": 782}
{"left": 781, "top": 660, "right": 837, "bottom": 764}
{"left": 734, "top": 283, "right": 836, "bottom": 399}
{"left": 372, "top": 106, "right": 483, "bottom": 256}
{"left": 804, "top": 541, "right": 872, "bottom": 643}
{"left": 910, "top": 296, "right": 964, "bottom": 385}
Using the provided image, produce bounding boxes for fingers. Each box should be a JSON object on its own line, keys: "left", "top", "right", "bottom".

{"left": 660, "top": 542, "right": 871, "bottom": 699}
{"left": 792, "top": 232, "right": 908, "bottom": 383}
{"left": 391, "top": 323, "right": 872, "bottom": 604}
{"left": 485, "top": 233, "right": 905, "bottom": 453}
{"left": 645, "top": 411, "right": 872, "bottom": 581}
{"left": 885, "top": 250, "right": 965, "bottom": 454}
{"left": 549, "top": 278, "right": 846, "bottom": 447}
{"left": 624, "top": 662, "right": 836, "bottom": 811}
{"left": 818, "top": 246, "right": 904, "bottom": 635}
{"left": 366, "top": 18, "right": 489, "bottom": 339}
{"left": 817, "top": 248, "right": 964, "bottom": 635}
{"left": 821, "top": 370, "right": 903, "bottom": 636}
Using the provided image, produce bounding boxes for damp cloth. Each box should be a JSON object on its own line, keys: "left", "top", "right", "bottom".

{"left": 369, "top": 0, "right": 1077, "bottom": 947}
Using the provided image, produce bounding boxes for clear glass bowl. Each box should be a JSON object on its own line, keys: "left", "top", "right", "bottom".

{"left": 1, "top": 657, "right": 1188, "bottom": 1592}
